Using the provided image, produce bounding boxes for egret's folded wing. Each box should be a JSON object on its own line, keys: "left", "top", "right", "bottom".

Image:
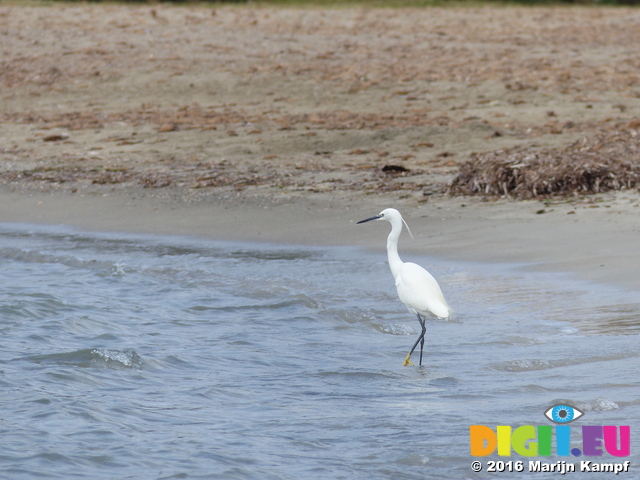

{"left": 395, "top": 262, "right": 449, "bottom": 319}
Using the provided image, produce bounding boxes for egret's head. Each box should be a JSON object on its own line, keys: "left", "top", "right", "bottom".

{"left": 357, "top": 208, "right": 413, "bottom": 238}
{"left": 357, "top": 208, "right": 400, "bottom": 224}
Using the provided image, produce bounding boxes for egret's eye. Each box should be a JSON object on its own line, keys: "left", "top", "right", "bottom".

{"left": 544, "top": 405, "right": 584, "bottom": 424}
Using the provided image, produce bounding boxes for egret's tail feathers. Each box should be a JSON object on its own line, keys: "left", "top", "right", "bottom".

{"left": 441, "top": 308, "right": 461, "bottom": 323}
{"left": 431, "top": 303, "right": 450, "bottom": 320}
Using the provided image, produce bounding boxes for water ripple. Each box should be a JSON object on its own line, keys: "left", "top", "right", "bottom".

{"left": 1, "top": 223, "right": 639, "bottom": 480}
{"left": 21, "top": 349, "right": 143, "bottom": 370}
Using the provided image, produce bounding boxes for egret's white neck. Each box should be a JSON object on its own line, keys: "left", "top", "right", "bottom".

{"left": 386, "top": 217, "right": 404, "bottom": 279}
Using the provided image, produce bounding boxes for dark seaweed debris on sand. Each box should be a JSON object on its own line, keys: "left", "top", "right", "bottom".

{"left": 448, "top": 127, "right": 640, "bottom": 199}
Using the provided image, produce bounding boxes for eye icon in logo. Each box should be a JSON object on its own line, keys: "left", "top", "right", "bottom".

{"left": 544, "top": 404, "right": 584, "bottom": 424}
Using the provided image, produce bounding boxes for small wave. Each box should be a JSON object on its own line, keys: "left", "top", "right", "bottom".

{"left": 504, "top": 384, "right": 559, "bottom": 394}
{"left": 0, "top": 293, "right": 70, "bottom": 320}
{"left": 106, "top": 261, "right": 128, "bottom": 277}
{"left": 326, "top": 307, "right": 379, "bottom": 324}
{"left": 490, "top": 352, "right": 636, "bottom": 372}
{"left": 325, "top": 308, "right": 421, "bottom": 335}
{"left": 0, "top": 247, "right": 112, "bottom": 272}
{"left": 491, "top": 359, "right": 555, "bottom": 372}
{"left": 315, "top": 369, "right": 397, "bottom": 381}
{"left": 23, "top": 349, "right": 143, "bottom": 370}
{"left": 570, "top": 305, "right": 640, "bottom": 336}
{"left": 91, "top": 349, "right": 142, "bottom": 369}
{"left": 486, "top": 336, "right": 544, "bottom": 346}
{"left": 549, "top": 397, "right": 620, "bottom": 413}
{"left": 189, "top": 294, "right": 320, "bottom": 312}
{"left": 375, "top": 322, "right": 416, "bottom": 336}
{"left": 229, "top": 248, "right": 320, "bottom": 262}
{"left": 396, "top": 453, "right": 430, "bottom": 466}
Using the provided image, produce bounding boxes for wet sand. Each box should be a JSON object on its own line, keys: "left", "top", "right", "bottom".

{"left": 1, "top": 4, "right": 640, "bottom": 291}
{"left": 1, "top": 188, "right": 639, "bottom": 292}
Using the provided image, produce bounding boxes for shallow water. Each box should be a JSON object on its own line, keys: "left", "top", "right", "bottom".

{"left": 0, "top": 223, "right": 638, "bottom": 479}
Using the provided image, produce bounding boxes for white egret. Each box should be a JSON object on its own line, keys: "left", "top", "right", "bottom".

{"left": 357, "top": 208, "right": 450, "bottom": 366}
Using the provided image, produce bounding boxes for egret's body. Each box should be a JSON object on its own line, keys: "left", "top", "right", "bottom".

{"left": 358, "top": 208, "right": 450, "bottom": 366}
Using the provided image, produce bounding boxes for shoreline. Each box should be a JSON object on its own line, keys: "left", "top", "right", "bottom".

{"left": 2, "top": 5, "right": 640, "bottom": 292}
{"left": 2, "top": 188, "right": 639, "bottom": 292}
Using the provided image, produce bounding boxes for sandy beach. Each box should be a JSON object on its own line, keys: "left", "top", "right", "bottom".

{"left": 1, "top": 4, "right": 640, "bottom": 291}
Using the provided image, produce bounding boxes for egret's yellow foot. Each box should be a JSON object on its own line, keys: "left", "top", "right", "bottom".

{"left": 402, "top": 354, "right": 414, "bottom": 366}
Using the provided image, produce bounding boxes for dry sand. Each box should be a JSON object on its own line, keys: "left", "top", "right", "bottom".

{"left": 1, "top": 4, "right": 640, "bottom": 291}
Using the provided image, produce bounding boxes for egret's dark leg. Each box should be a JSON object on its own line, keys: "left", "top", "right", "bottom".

{"left": 403, "top": 314, "right": 427, "bottom": 367}
{"left": 417, "top": 315, "right": 426, "bottom": 366}
{"left": 403, "top": 335, "right": 421, "bottom": 366}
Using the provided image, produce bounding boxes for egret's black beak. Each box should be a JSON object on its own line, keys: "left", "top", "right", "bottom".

{"left": 357, "top": 214, "right": 382, "bottom": 224}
